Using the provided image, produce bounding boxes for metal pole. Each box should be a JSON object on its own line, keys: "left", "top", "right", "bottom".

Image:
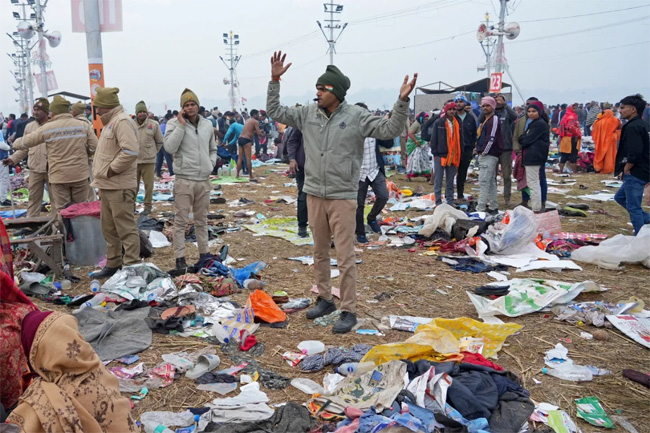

{"left": 328, "top": 0, "right": 334, "bottom": 65}
{"left": 35, "top": 1, "right": 48, "bottom": 98}
{"left": 495, "top": 0, "right": 507, "bottom": 73}
{"left": 83, "top": 0, "right": 105, "bottom": 136}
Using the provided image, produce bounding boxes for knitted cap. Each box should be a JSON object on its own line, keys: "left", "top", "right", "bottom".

{"left": 527, "top": 100, "right": 544, "bottom": 115}
{"left": 50, "top": 95, "right": 71, "bottom": 116}
{"left": 454, "top": 94, "right": 469, "bottom": 104}
{"left": 94, "top": 87, "right": 121, "bottom": 108}
{"left": 180, "top": 88, "right": 199, "bottom": 107}
{"left": 135, "top": 100, "right": 147, "bottom": 114}
{"left": 316, "top": 65, "right": 350, "bottom": 102}
{"left": 33, "top": 97, "right": 49, "bottom": 112}
{"left": 71, "top": 101, "right": 86, "bottom": 116}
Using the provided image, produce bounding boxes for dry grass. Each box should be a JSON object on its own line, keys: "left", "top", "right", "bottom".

{"left": 26, "top": 166, "right": 650, "bottom": 431}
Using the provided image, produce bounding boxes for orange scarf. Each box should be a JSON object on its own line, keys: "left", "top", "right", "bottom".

{"left": 441, "top": 117, "right": 461, "bottom": 167}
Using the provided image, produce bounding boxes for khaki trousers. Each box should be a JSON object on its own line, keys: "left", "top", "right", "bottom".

{"left": 137, "top": 163, "right": 155, "bottom": 211}
{"left": 27, "top": 171, "right": 50, "bottom": 217}
{"left": 307, "top": 194, "right": 357, "bottom": 314}
{"left": 50, "top": 180, "right": 90, "bottom": 213}
{"left": 99, "top": 189, "right": 140, "bottom": 268}
{"left": 173, "top": 178, "right": 211, "bottom": 259}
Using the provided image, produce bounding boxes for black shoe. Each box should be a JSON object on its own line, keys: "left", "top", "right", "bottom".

{"left": 176, "top": 257, "right": 188, "bottom": 270}
{"left": 218, "top": 245, "right": 229, "bottom": 262}
{"left": 306, "top": 297, "right": 337, "bottom": 320}
{"left": 356, "top": 234, "right": 369, "bottom": 244}
{"left": 298, "top": 226, "right": 308, "bottom": 238}
{"left": 0, "top": 200, "right": 11, "bottom": 207}
{"left": 90, "top": 266, "right": 121, "bottom": 279}
{"left": 333, "top": 312, "right": 357, "bottom": 334}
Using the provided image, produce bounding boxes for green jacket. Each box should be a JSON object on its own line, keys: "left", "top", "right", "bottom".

{"left": 266, "top": 81, "right": 408, "bottom": 200}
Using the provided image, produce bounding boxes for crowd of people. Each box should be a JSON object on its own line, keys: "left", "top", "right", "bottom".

{"left": 0, "top": 54, "right": 648, "bottom": 335}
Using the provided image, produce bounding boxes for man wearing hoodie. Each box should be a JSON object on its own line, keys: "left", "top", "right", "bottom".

{"left": 164, "top": 89, "right": 217, "bottom": 271}
{"left": 134, "top": 101, "right": 163, "bottom": 215}
{"left": 475, "top": 96, "right": 504, "bottom": 214}
{"left": 91, "top": 87, "right": 140, "bottom": 279}
{"left": 266, "top": 51, "right": 416, "bottom": 333}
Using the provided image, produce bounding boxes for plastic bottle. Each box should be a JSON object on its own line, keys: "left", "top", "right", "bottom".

{"left": 73, "top": 293, "right": 107, "bottom": 313}
{"left": 61, "top": 279, "right": 72, "bottom": 291}
{"left": 212, "top": 322, "right": 231, "bottom": 344}
{"left": 542, "top": 364, "right": 593, "bottom": 382}
{"left": 336, "top": 362, "right": 376, "bottom": 376}
{"left": 90, "top": 279, "right": 100, "bottom": 293}
{"left": 143, "top": 424, "right": 174, "bottom": 433}
{"left": 297, "top": 340, "right": 325, "bottom": 355}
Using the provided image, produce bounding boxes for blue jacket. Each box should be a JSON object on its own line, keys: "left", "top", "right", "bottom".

{"left": 224, "top": 122, "right": 243, "bottom": 145}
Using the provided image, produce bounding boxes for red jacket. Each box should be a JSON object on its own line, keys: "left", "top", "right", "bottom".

{"left": 559, "top": 106, "right": 581, "bottom": 138}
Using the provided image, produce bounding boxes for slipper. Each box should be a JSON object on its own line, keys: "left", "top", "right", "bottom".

{"left": 560, "top": 206, "right": 587, "bottom": 217}
{"left": 186, "top": 354, "right": 220, "bottom": 379}
{"left": 19, "top": 282, "right": 51, "bottom": 296}
{"left": 578, "top": 184, "right": 588, "bottom": 190}
{"left": 161, "top": 305, "right": 196, "bottom": 320}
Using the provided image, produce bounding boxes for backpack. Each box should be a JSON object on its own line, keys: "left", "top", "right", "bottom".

{"left": 420, "top": 117, "right": 436, "bottom": 142}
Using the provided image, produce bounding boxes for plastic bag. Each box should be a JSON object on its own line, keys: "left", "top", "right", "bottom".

{"left": 248, "top": 289, "right": 286, "bottom": 323}
{"left": 483, "top": 206, "right": 538, "bottom": 254}
{"left": 572, "top": 224, "right": 650, "bottom": 269}
{"left": 361, "top": 317, "right": 521, "bottom": 364}
{"left": 533, "top": 209, "right": 562, "bottom": 234}
{"left": 406, "top": 146, "right": 431, "bottom": 176}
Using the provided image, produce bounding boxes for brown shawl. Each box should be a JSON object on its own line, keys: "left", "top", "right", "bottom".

{"left": 7, "top": 313, "right": 137, "bottom": 433}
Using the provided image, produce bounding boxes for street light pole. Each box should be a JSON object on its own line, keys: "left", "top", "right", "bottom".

{"left": 34, "top": 0, "right": 47, "bottom": 98}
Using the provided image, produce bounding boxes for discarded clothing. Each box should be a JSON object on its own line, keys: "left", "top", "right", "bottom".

{"left": 228, "top": 355, "right": 290, "bottom": 389}
{"left": 447, "top": 370, "right": 499, "bottom": 420}
{"left": 442, "top": 257, "right": 507, "bottom": 274}
{"left": 137, "top": 214, "right": 165, "bottom": 232}
{"left": 205, "top": 401, "right": 313, "bottom": 433}
{"left": 196, "top": 372, "right": 237, "bottom": 384}
{"left": 300, "top": 344, "right": 372, "bottom": 372}
{"left": 145, "top": 316, "right": 184, "bottom": 334}
{"left": 473, "top": 284, "right": 509, "bottom": 297}
{"left": 74, "top": 306, "right": 152, "bottom": 361}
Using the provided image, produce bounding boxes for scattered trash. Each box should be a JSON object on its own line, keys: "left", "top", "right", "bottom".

{"left": 575, "top": 396, "right": 614, "bottom": 428}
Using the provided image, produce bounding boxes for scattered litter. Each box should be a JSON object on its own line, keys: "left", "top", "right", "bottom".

{"left": 606, "top": 315, "right": 650, "bottom": 349}
{"left": 575, "top": 396, "right": 614, "bottom": 428}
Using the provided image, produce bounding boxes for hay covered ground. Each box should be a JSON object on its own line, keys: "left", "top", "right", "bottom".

{"left": 28, "top": 164, "right": 650, "bottom": 431}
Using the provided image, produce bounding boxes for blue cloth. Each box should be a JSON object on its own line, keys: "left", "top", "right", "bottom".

{"left": 615, "top": 173, "right": 650, "bottom": 234}
{"left": 224, "top": 123, "right": 243, "bottom": 145}
{"left": 0, "top": 209, "right": 27, "bottom": 219}
{"left": 230, "top": 261, "right": 266, "bottom": 287}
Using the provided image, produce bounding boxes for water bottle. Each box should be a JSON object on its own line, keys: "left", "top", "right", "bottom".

{"left": 90, "top": 279, "right": 100, "bottom": 293}
{"left": 143, "top": 424, "right": 174, "bottom": 433}
{"left": 297, "top": 340, "right": 325, "bottom": 355}
{"left": 74, "top": 293, "right": 107, "bottom": 313}
{"left": 336, "top": 362, "right": 376, "bottom": 376}
{"left": 212, "top": 322, "right": 231, "bottom": 344}
{"left": 542, "top": 364, "right": 593, "bottom": 382}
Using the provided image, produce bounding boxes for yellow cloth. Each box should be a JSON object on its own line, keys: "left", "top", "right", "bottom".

{"left": 592, "top": 109, "right": 620, "bottom": 174}
{"left": 361, "top": 317, "right": 522, "bottom": 365}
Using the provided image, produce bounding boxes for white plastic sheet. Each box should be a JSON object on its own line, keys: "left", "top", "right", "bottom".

{"left": 572, "top": 225, "right": 650, "bottom": 269}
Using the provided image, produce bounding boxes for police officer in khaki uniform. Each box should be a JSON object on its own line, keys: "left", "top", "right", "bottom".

{"left": 91, "top": 87, "right": 140, "bottom": 279}
{"left": 11, "top": 96, "right": 97, "bottom": 213}
{"left": 2, "top": 98, "right": 51, "bottom": 216}
{"left": 134, "top": 101, "right": 163, "bottom": 215}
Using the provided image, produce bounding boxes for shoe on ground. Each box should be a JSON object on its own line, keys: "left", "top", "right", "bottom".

{"left": 356, "top": 234, "right": 369, "bottom": 244}
{"left": 560, "top": 206, "right": 587, "bottom": 217}
{"left": 306, "top": 297, "right": 337, "bottom": 320}
{"left": 333, "top": 311, "right": 357, "bottom": 334}
{"left": 218, "top": 245, "right": 229, "bottom": 262}
{"left": 90, "top": 266, "right": 121, "bottom": 279}
{"left": 0, "top": 200, "right": 11, "bottom": 206}
{"left": 367, "top": 220, "right": 381, "bottom": 233}
{"left": 566, "top": 202, "right": 589, "bottom": 211}
{"left": 298, "top": 226, "right": 308, "bottom": 238}
{"left": 175, "top": 257, "right": 188, "bottom": 270}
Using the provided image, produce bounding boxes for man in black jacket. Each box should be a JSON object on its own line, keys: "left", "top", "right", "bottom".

{"left": 430, "top": 102, "right": 464, "bottom": 205}
{"left": 614, "top": 94, "right": 650, "bottom": 235}
{"left": 453, "top": 95, "right": 478, "bottom": 200}
{"left": 286, "top": 127, "right": 309, "bottom": 237}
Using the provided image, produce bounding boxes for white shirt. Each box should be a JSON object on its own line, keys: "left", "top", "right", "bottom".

{"left": 359, "top": 137, "right": 379, "bottom": 182}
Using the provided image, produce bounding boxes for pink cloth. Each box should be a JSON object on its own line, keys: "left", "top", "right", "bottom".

{"left": 513, "top": 153, "right": 527, "bottom": 191}
{"left": 59, "top": 200, "right": 101, "bottom": 218}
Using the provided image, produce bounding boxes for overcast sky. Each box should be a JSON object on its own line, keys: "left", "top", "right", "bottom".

{"left": 1, "top": 0, "right": 649, "bottom": 116}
